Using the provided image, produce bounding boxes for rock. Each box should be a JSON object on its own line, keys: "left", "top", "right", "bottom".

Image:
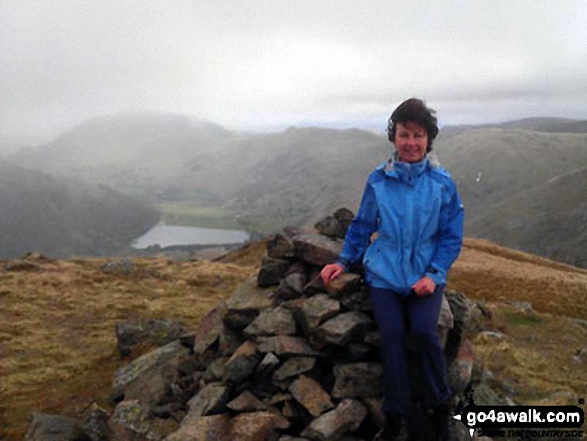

{"left": 258, "top": 256, "right": 291, "bottom": 287}
{"left": 290, "top": 294, "right": 340, "bottom": 332}
{"left": 314, "top": 216, "right": 346, "bottom": 239}
{"left": 293, "top": 234, "right": 344, "bottom": 266}
{"left": 274, "top": 273, "right": 307, "bottom": 301}
{"left": 316, "top": 312, "right": 373, "bottom": 346}
{"left": 194, "top": 303, "right": 228, "bottom": 355}
{"left": 227, "top": 390, "right": 267, "bottom": 412}
{"left": 230, "top": 411, "right": 290, "bottom": 441}
{"left": 82, "top": 403, "right": 110, "bottom": 441}
{"left": 224, "top": 279, "right": 274, "bottom": 330}
{"left": 187, "top": 383, "right": 231, "bottom": 417}
{"left": 203, "top": 357, "right": 228, "bottom": 383}
{"left": 437, "top": 294, "right": 455, "bottom": 349}
{"left": 223, "top": 341, "right": 261, "bottom": 383}
{"left": 218, "top": 324, "right": 245, "bottom": 356}
{"left": 244, "top": 306, "right": 297, "bottom": 337}
{"left": 112, "top": 340, "right": 189, "bottom": 400}
{"left": 273, "top": 356, "right": 317, "bottom": 381}
{"left": 4, "top": 259, "right": 41, "bottom": 272}
{"left": 332, "top": 363, "right": 383, "bottom": 398}
{"left": 109, "top": 400, "right": 162, "bottom": 441}
{"left": 333, "top": 208, "right": 354, "bottom": 232}
{"left": 255, "top": 352, "right": 281, "bottom": 377}
{"left": 101, "top": 258, "right": 135, "bottom": 275}
{"left": 257, "top": 336, "right": 320, "bottom": 357}
{"left": 326, "top": 273, "right": 361, "bottom": 299}
{"left": 164, "top": 414, "right": 230, "bottom": 441}
{"left": 448, "top": 339, "right": 475, "bottom": 397}
{"left": 25, "top": 412, "right": 89, "bottom": 441}
{"left": 301, "top": 399, "right": 367, "bottom": 441}
{"left": 339, "top": 289, "right": 371, "bottom": 313}
{"left": 267, "top": 233, "right": 295, "bottom": 259}
{"left": 115, "top": 318, "right": 186, "bottom": 358}
{"left": 289, "top": 375, "right": 334, "bottom": 417}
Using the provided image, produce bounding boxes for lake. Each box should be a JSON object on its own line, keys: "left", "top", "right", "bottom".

{"left": 131, "top": 223, "right": 250, "bottom": 249}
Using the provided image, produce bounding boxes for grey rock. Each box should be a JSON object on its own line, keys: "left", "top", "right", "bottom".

{"left": 82, "top": 403, "right": 110, "bottom": 441}
{"left": 203, "top": 357, "right": 228, "bottom": 383}
{"left": 224, "top": 279, "right": 274, "bottom": 330}
{"left": 187, "top": 383, "right": 231, "bottom": 416}
{"left": 109, "top": 400, "right": 163, "bottom": 441}
{"left": 101, "top": 258, "right": 135, "bottom": 275}
{"left": 112, "top": 340, "right": 189, "bottom": 399}
{"left": 326, "top": 273, "right": 361, "bottom": 299}
{"left": 332, "top": 362, "right": 383, "bottom": 398}
{"left": 194, "top": 303, "right": 228, "bottom": 355}
{"left": 267, "top": 233, "right": 295, "bottom": 259}
{"left": 257, "top": 336, "right": 320, "bottom": 357}
{"left": 301, "top": 399, "right": 367, "bottom": 441}
{"left": 244, "top": 306, "right": 297, "bottom": 337}
{"left": 333, "top": 208, "right": 354, "bottom": 232}
{"left": 438, "top": 294, "right": 454, "bottom": 349}
{"left": 115, "top": 318, "right": 185, "bottom": 358}
{"left": 289, "top": 375, "right": 334, "bottom": 417}
{"left": 223, "top": 340, "right": 261, "bottom": 383}
{"left": 273, "top": 356, "right": 317, "bottom": 381}
{"left": 290, "top": 294, "right": 340, "bottom": 331}
{"left": 227, "top": 390, "right": 267, "bottom": 412}
{"left": 293, "top": 234, "right": 344, "bottom": 266}
{"left": 316, "top": 312, "right": 373, "bottom": 346}
{"left": 255, "top": 352, "right": 281, "bottom": 377}
{"left": 25, "top": 412, "right": 89, "bottom": 441}
{"left": 274, "top": 272, "right": 307, "bottom": 301}
{"left": 258, "top": 256, "right": 291, "bottom": 287}
{"left": 314, "top": 216, "right": 346, "bottom": 239}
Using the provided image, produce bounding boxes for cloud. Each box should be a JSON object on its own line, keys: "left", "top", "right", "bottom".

{"left": 1, "top": 0, "right": 586, "bottom": 143}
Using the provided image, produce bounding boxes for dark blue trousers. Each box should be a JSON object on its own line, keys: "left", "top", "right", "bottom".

{"left": 369, "top": 285, "right": 451, "bottom": 416}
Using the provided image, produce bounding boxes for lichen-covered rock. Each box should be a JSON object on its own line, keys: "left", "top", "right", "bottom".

{"left": 194, "top": 303, "right": 228, "bottom": 355}
{"left": 333, "top": 208, "right": 354, "bottom": 232}
{"left": 25, "top": 412, "right": 88, "bottom": 441}
{"left": 164, "top": 414, "right": 230, "bottom": 441}
{"left": 326, "top": 273, "right": 361, "bottom": 299}
{"left": 109, "top": 400, "right": 163, "bottom": 441}
{"left": 301, "top": 399, "right": 367, "bottom": 441}
{"left": 82, "top": 403, "right": 111, "bottom": 441}
{"left": 223, "top": 279, "right": 274, "bottom": 330}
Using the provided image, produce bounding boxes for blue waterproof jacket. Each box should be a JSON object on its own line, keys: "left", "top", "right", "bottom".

{"left": 337, "top": 154, "right": 464, "bottom": 296}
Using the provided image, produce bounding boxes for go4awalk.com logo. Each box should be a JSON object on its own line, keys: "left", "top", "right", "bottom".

{"left": 453, "top": 400, "right": 585, "bottom": 439}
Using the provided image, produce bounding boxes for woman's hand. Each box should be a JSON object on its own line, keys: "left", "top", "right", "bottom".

{"left": 320, "top": 263, "right": 345, "bottom": 288}
{"left": 412, "top": 276, "right": 436, "bottom": 297}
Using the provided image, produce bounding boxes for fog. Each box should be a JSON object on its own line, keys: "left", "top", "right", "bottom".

{"left": 1, "top": 0, "right": 586, "bottom": 145}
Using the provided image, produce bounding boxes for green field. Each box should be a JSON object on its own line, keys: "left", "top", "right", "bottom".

{"left": 155, "top": 203, "right": 288, "bottom": 235}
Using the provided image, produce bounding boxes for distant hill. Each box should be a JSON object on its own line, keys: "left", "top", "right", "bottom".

{"left": 8, "top": 113, "right": 587, "bottom": 266}
{"left": 0, "top": 158, "right": 159, "bottom": 258}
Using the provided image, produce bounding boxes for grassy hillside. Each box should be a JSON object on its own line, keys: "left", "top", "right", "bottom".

{"left": 0, "top": 159, "right": 159, "bottom": 258}
{"left": 1, "top": 238, "right": 586, "bottom": 440}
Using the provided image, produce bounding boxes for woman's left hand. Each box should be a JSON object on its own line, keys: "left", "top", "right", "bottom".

{"left": 412, "top": 276, "right": 436, "bottom": 296}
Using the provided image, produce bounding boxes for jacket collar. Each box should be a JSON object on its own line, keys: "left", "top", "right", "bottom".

{"left": 377, "top": 152, "right": 440, "bottom": 184}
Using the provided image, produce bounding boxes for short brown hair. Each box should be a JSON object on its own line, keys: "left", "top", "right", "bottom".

{"left": 387, "top": 98, "right": 439, "bottom": 152}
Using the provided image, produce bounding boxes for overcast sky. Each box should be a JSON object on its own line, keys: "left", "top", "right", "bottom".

{"left": 1, "top": 0, "right": 586, "bottom": 144}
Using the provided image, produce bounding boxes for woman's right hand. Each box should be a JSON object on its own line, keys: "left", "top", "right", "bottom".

{"left": 320, "top": 263, "right": 345, "bottom": 288}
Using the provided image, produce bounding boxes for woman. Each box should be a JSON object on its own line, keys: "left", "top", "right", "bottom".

{"left": 321, "top": 98, "right": 464, "bottom": 441}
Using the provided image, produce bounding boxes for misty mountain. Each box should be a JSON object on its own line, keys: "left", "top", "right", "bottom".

{"left": 0, "top": 158, "right": 159, "bottom": 258}
{"left": 9, "top": 113, "right": 587, "bottom": 266}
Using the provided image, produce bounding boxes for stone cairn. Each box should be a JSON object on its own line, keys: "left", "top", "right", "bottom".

{"left": 26, "top": 208, "right": 488, "bottom": 441}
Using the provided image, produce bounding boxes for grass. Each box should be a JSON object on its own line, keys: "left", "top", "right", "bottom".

{"left": 2, "top": 237, "right": 587, "bottom": 439}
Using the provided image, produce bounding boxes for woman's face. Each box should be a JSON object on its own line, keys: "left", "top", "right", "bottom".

{"left": 394, "top": 121, "right": 428, "bottom": 164}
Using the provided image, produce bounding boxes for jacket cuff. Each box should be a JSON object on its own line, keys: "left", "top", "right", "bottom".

{"left": 425, "top": 267, "right": 446, "bottom": 286}
{"left": 336, "top": 257, "right": 351, "bottom": 272}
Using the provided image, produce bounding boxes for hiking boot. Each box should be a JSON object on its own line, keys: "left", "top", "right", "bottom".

{"left": 373, "top": 413, "right": 409, "bottom": 441}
